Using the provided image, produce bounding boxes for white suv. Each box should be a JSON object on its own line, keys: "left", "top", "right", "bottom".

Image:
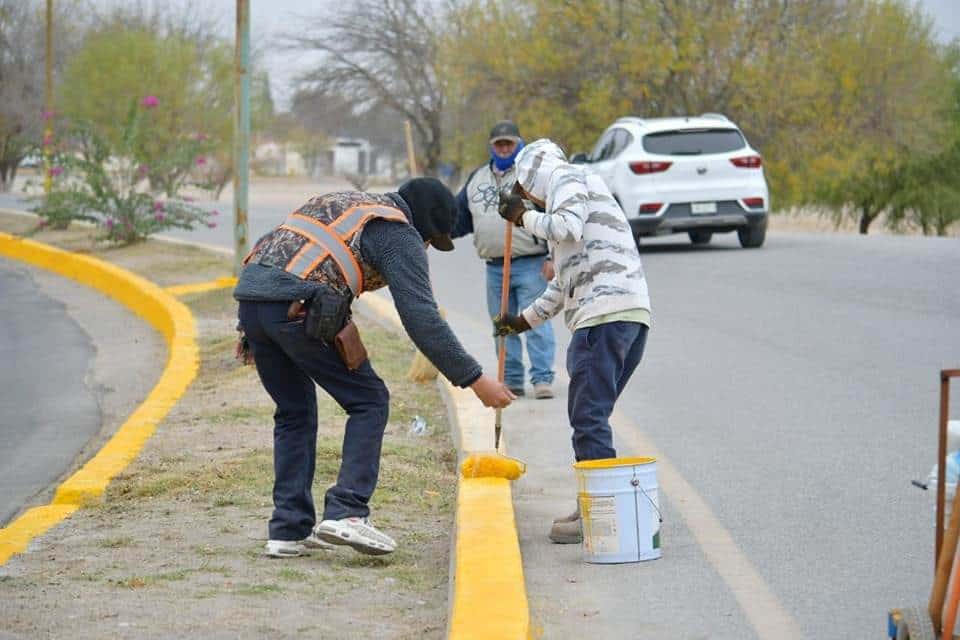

{"left": 572, "top": 114, "right": 769, "bottom": 248}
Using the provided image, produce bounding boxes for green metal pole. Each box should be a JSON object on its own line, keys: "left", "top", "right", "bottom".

{"left": 233, "top": 0, "right": 250, "bottom": 275}
{"left": 43, "top": 0, "right": 53, "bottom": 195}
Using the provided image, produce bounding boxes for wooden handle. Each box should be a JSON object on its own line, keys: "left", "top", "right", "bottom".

{"left": 497, "top": 220, "right": 513, "bottom": 383}
{"left": 494, "top": 221, "right": 514, "bottom": 451}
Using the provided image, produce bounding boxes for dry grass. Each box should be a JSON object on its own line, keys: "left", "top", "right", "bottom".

{"left": 0, "top": 213, "right": 455, "bottom": 639}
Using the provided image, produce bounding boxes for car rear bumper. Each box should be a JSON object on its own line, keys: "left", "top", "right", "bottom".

{"left": 629, "top": 202, "right": 767, "bottom": 236}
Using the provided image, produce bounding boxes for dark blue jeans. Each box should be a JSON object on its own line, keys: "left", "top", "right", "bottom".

{"left": 238, "top": 301, "right": 390, "bottom": 541}
{"left": 566, "top": 321, "right": 648, "bottom": 461}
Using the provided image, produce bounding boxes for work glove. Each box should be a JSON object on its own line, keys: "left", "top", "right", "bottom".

{"left": 497, "top": 186, "right": 526, "bottom": 227}
{"left": 493, "top": 313, "right": 531, "bottom": 336}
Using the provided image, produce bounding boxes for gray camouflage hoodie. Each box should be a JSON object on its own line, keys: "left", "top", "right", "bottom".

{"left": 516, "top": 139, "right": 651, "bottom": 331}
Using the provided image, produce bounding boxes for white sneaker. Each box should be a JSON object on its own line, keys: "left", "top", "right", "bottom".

{"left": 265, "top": 532, "right": 335, "bottom": 558}
{"left": 313, "top": 517, "right": 397, "bottom": 555}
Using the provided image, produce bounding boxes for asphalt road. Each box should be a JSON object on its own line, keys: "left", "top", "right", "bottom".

{"left": 7, "top": 185, "right": 959, "bottom": 637}
{"left": 0, "top": 260, "right": 99, "bottom": 526}
{"left": 429, "top": 229, "right": 960, "bottom": 639}
{"left": 0, "top": 243, "right": 164, "bottom": 530}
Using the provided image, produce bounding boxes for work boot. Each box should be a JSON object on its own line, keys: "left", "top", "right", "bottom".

{"left": 533, "top": 383, "right": 554, "bottom": 399}
{"left": 549, "top": 506, "right": 582, "bottom": 544}
{"left": 552, "top": 506, "right": 580, "bottom": 524}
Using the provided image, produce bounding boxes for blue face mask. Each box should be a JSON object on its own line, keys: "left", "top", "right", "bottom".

{"left": 491, "top": 139, "right": 524, "bottom": 171}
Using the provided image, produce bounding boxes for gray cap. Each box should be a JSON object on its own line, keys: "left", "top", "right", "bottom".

{"left": 489, "top": 120, "right": 521, "bottom": 144}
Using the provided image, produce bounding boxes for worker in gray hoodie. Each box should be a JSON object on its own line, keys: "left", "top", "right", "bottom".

{"left": 494, "top": 139, "right": 652, "bottom": 544}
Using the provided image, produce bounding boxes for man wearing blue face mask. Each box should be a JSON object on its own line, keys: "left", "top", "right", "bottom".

{"left": 453, "top": 120, "right": 556, "bottom": 399}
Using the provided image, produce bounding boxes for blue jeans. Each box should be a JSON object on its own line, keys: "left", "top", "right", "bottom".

{"left": 485, "top": 255, "right": 556, "bottom": 388}
{"left": 567, "top": 322, "right": 648, "bottom": 461}
{"left": 238, "top": 301, "right": 390, "bottom": 541}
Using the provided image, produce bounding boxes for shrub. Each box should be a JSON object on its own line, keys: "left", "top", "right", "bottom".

{"left": 31, "top": 96, "right": 217, "bottom": 244}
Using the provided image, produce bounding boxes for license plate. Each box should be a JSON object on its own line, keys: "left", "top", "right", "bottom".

{"left": 690, "top": 202, "right": 717, "bottom": 215}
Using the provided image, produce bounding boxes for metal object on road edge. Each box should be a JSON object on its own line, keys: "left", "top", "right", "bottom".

{"left": 929, "top": 368, "right": 960, "bottom": 634}
{"left": 936, "top": 369, "right": 960, "bottom": 567}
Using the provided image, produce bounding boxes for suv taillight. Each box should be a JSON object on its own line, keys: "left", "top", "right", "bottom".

{"left": 639, "top": 203, "right": 662, "bottom": 214}
{"left": 743, "top": 197, "right": 764, "bottom": 208}
{"left": 730, "top": 156, "right": 762, "bottom": 168}
{"left": 629, "top": 161, "right": 672, "bottom": 174}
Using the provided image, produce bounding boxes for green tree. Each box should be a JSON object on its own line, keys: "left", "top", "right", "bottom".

{"left": 809, "top": 0, "right": 950, "bottom": 234}
{"left": 441, "top": 0, "right": 951, "bottom": 235}
{"left": 887, "top": 44, "right": 960, "bottom": 236}
{"left": 58, "top": 21, "right": 234, "bottom": 197}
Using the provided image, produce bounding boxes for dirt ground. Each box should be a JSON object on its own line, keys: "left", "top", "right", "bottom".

{"left": 0, "top": 212, "right": 455, "bottom": 639}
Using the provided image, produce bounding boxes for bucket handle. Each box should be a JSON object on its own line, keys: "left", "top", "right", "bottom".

{"left": 631, "top": 477, "right": 663, "bottom": 523}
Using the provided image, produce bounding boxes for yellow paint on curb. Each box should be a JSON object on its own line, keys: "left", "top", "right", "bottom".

{"left": 449, "top": 478, "right": 529, "bottom": 640}
{"left": 0, "top": 505, "right": 79, "bottom": 561}
{"left": 165, "top": 276, "right": 237, "bottom": 297}
{"left": 0, "top": 232, "right": 198, "bottom": 566}
{"left": 356, "top": 293, "right": 530, "bottom": 639}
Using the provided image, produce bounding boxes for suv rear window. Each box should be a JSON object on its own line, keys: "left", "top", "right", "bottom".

{"left": 642, "top": 128, "right": 745, "bottom": 155}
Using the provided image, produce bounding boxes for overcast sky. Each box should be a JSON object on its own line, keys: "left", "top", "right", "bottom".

{"left": 88, "top": 0, "right": 960, "bottom": 110}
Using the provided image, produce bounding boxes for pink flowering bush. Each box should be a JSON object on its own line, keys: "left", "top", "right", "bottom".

{"left": 32, "top": 96, "right": 215, "bottom": 244}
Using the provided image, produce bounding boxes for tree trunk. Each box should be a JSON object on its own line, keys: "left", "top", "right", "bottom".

{"left": 858, "top": 208, "right": 876, "bottom": 235}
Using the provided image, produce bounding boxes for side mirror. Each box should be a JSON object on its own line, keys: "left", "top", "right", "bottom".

{"left": 570, "top": 152, "right": 588, "bottom": 164}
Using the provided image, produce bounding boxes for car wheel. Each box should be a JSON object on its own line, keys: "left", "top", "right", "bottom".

{"left": 737, "top": 219, "right": 767, "bottom": 248}
{"left": 688, "top": 231, "right": 712, "bottom": 245}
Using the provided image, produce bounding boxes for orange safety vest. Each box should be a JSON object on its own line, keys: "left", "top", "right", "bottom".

{"left": 245, "top": 201, "right": 408, "bottom": 296}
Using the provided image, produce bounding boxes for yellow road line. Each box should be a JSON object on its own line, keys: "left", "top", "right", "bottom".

{"left": 165, "top": 276, "right": 237, "bottom": 297}
{"left": 356, "top": 293, "right": 531, "bottom": 639}
{"left": 0, "top": 232, "right": 198, "bottom": 565}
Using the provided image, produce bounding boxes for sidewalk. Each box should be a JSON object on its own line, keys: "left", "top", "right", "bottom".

{"left": 0, "top": 212, "right": 457, "bottom": 639}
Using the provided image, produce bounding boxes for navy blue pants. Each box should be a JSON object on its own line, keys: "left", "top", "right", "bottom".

{"left": 566, "top": 321, "right": 648, "bottom": 461}
{"left": 238, "top": 301, "right": 390, "bottom": 541}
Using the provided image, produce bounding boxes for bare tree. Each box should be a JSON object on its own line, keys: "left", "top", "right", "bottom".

{"left": 282, "top": 0, "right": 445, "bottom": 174}
{"left": 0, "top": 1, "right": 84, "bottom": 191}
{"left": 0, "top": 2, "right": 44, "bottom": 191}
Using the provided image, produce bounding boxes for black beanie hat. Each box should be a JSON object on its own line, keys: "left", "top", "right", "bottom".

{"left": 397, "top": 177, "right": 456, "bottom": 251}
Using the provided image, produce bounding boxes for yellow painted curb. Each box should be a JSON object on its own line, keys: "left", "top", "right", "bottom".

{"left": 0, "top": 232, "right": 198, "bottom": 565}
{"left": 356, "top": 293, "right": 530, "bottom": 640}
{"left": 165, "top": 276, "right": 237, "bottom": 297}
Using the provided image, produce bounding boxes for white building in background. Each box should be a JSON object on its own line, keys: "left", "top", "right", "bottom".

{"left": 254, "top": 138, "right": 394, "bottom": 179}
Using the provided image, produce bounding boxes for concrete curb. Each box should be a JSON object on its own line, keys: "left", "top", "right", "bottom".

{"left": 356, "top": 294, "right": 530, "bottom": 640}
{"left": 0, "top": 232, "right": 199, "bottom": 565}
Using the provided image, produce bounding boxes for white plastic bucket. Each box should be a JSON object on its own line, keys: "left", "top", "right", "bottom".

{"left": 574, "top": 456, "right": 662, "bottom": 564}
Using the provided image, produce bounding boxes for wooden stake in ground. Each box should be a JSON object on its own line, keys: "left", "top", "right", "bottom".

{"left": 404, "top": 119, "right": 442, "bottom": 384}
